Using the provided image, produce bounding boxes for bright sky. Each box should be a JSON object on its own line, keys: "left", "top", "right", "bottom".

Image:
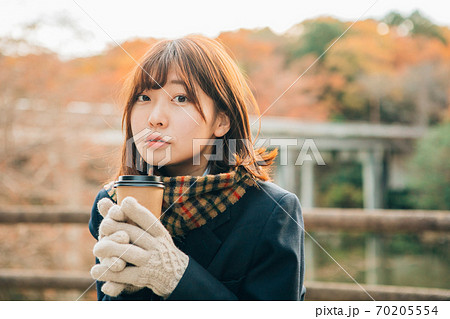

{"left": 1, "top": 0, "right": 449, "bottom": 58}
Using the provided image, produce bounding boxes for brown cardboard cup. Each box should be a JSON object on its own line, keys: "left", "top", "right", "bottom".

{"left": 114, "top": 175, "right": 165, "bottom": 219}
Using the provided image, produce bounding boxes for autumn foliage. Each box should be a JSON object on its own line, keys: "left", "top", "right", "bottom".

{"left": 1, "top": 11, "right": 449, "bottom": 206}
{"left": 2, "top": 11, "right": 449, "bottom": 124}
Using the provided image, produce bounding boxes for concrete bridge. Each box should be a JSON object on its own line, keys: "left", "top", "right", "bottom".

{"left": 254, "top": 116, "right": 425, "bottom": 209}
{"left": 9, "top": 103, "right": 426, "bottom": 210}
{"left": 246, "top": 116, "right": 428, "bottom": 284}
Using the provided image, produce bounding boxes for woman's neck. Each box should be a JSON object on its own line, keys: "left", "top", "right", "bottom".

{"left": 154, "top": 160, "right": 209, "bottom": 177}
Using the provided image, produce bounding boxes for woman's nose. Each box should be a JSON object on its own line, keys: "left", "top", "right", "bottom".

{"left": 147, "top": 100, "right": 168, "bottom": 128}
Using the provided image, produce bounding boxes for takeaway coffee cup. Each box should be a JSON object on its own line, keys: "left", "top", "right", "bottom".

{"left": 114, "top": 175, "right": 165, "bottom": 219}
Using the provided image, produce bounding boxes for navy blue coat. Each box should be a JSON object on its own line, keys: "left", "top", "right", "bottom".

{"left": 89, "top": 180, "right": 306, "bottom": 300}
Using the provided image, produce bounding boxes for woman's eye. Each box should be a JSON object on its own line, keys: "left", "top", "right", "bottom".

{"left": 137, "top": 94, "right": 150, "bottom": 102}
{"left": 173, "top": 95, "right": 188, "bottom": 104}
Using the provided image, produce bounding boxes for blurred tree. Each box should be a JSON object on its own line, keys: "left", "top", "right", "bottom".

{"left": 406, "top": 123, "right": 450, "bottom": 210}
{"left": 1, "top": 13, "right": 450, "bottom": 206}
{"left": 0, "top": 20, "right": 84, "bottom": 206}
{"left": 218, "top": 28, "right": 279, "bottom": 74}
{"left": 383, "top": 10, "right": 446, "bottom": 44}
{"left": 64, "top": 38, "right": 157, "bottom": 104}
{"left": 356, "top": 60, "right": 450, "bottom": 125}
{"left": 409, "top": 10, "right": 446, "bottom": 44}
{"left": 322, "top": 183, "right": 363, "bottom": 208}
{"left": 0, "top": 50, "right": 64, "bottom": 158}
{"left": 311, "top": 20, "right": 396, "bottom": 121}
{"left": 383, "top": 11, "right": 406, "bottom": 26}
{"left": 316, "top": 16, "right": 450, "bottom": 124}
{"left": 317, "top": 161, "right": 363, "bottom": 208}
{"left": 403, "top": 62, "right": 450, "bottom": 126}
{"left": 284, "top": 17, "right": 346, "bottom": 64}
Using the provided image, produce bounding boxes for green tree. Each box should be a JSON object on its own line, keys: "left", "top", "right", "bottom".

{"left": 318, "top": 161, "right": 363, "bottom": 208}
{"left": 383, "top": 11, "right": 405, "bottom": 26}
{"left": 383, "top": 10, "right": 446, "bottom": 44}
{"left": 285, "top": 18, "right": 346, "bottom": 63}
{"left": 409, "top": 10, "right": 447, "bottom": 44}
{"left": 407, "top": 123, "right": 450, "bottom": 210}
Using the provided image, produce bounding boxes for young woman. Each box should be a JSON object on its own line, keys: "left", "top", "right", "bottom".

{"left": 89, "top": 35, "right": 306, "bottom": 300}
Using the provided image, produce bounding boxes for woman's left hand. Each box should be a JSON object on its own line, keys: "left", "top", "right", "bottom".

{"left": 91, "top": 197, "right": 189, "bottom": 299}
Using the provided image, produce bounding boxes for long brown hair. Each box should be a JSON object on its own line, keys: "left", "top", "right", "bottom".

{"left": 116, "top": 34, "right": 278, "bottom": 182}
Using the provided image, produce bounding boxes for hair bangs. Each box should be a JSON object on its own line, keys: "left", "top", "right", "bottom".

{"left": 132, "top": 44, "right": 204, "bottom": 120}
{"left": 134, "top": 55, "right": 170, "bottom": 96}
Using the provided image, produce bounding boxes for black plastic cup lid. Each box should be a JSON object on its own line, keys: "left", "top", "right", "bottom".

{"left": 114, "top": 175, "right": 164, "bottom": 188}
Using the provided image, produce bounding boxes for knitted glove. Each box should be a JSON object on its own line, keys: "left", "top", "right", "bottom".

{"left": 91, "top": 197, "right": 189, "bottom": 298}
{"left": 96, "top": 198, "right": 142, "bottom": 297}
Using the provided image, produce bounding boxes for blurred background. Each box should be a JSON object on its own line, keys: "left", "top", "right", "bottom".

{"left": 0, "top": 0, "right": 448, "bottom": 300}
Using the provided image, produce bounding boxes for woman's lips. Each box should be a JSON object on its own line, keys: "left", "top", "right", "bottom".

{"left": 146, "top": 132, "right": 172, "bottom": 143}
{"left": 145, "top": 140, "right": 170, "bottom": 148}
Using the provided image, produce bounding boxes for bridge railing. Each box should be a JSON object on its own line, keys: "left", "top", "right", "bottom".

{"left": 2, "top": 207, "right": 449, "bottom": 232}
{"left": 0, "top": 207, "right": 449, "bottom": 300}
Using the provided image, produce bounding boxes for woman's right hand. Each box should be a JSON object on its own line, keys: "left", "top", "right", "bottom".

{"left": 96, "top": 198, "right": 142, "bottom": 297}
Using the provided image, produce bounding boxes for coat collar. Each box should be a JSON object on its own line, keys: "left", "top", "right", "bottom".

{"left": 175, "top": 207, "right": 232, "bottom": 268}
{"left": 173, "top": 182, "right": 256, "bottom": 269}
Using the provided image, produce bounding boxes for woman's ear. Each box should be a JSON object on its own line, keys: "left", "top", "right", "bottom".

{"left": 213, "top": 112, "right": 231, "bottom": 138}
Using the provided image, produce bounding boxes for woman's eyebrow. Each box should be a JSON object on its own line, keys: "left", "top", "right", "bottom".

{"left": 169, "top": 80, "right": 185, "bottom": 85}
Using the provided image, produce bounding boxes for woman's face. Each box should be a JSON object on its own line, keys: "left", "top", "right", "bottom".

{"left": 130, "top": 67, "right": 230, "bottom": 176}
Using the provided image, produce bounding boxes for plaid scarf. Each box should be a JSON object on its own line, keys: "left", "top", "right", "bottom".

{"left": 104, "top": 166, "right": 257, "bottom": 238}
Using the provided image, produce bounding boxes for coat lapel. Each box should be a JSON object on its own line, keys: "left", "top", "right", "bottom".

{"left": 179, "top": 209, "right": 232, "bottom": 268}
{"left": 174, "top": 184, "right": 255, "bottom": 269}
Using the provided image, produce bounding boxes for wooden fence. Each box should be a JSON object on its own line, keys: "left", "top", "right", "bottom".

{"left": 1, "top": 207, "right": 449, "bottom": 232}
{"left": 1, "top": 207, "right": 449, "bottom": 300}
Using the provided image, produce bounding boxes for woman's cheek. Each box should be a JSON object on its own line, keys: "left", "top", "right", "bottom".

{"left": 173, "top": 140, "right": 193, "bottom": 161}
{"left": 130, "top": 112, "right": 146, "bottom": 135}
